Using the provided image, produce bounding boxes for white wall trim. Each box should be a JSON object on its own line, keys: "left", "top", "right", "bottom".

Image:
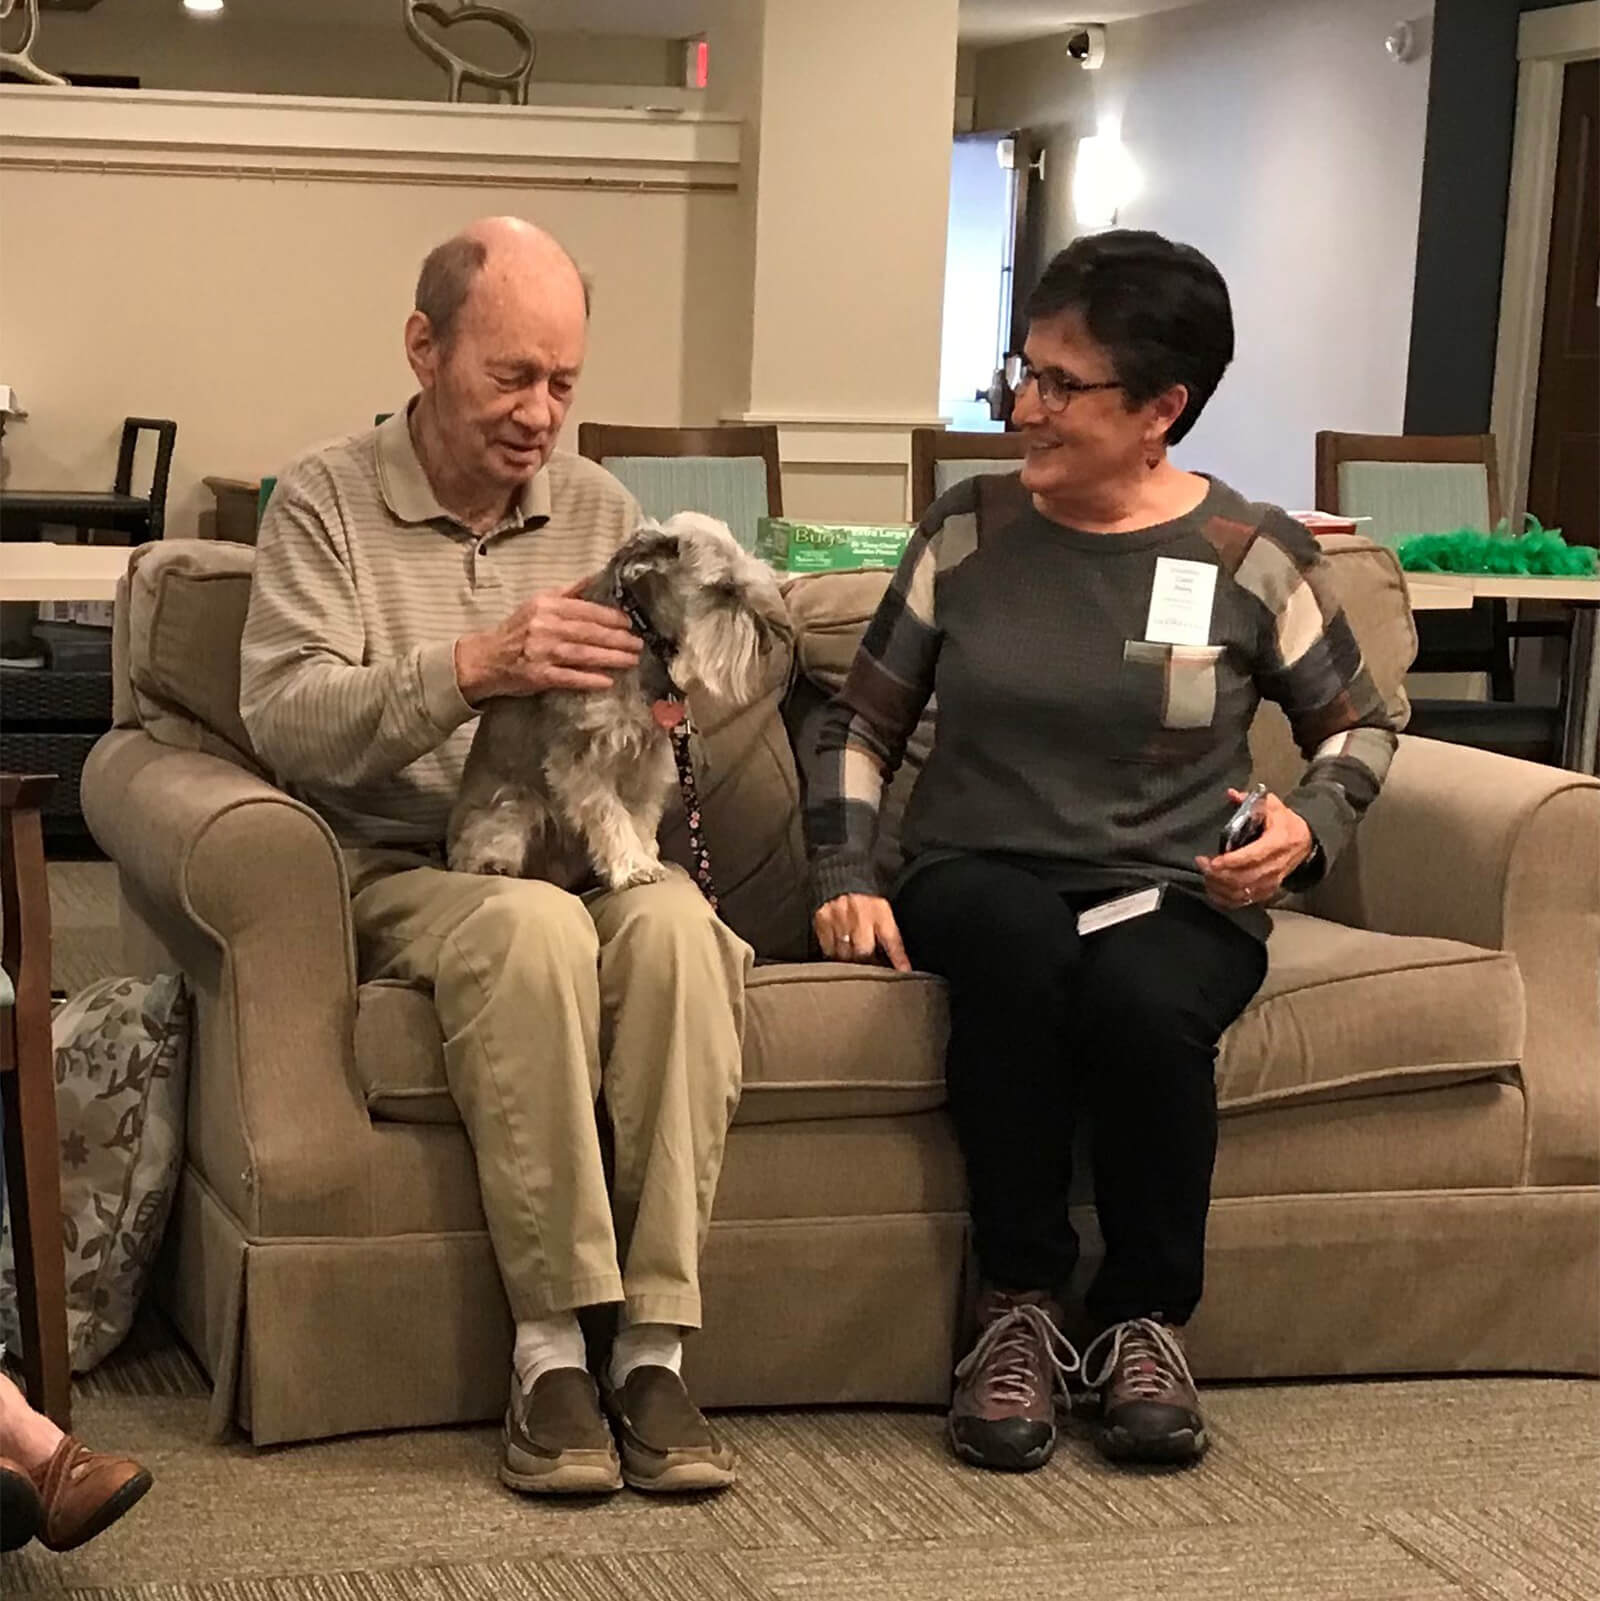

{"left": 1519, "top": 2, "right": 1600, "bottom": 61}
{"left": 0, "top": 85, "right": 740, "bottom": 187}
{"left": 1492, "top": 3, "right": 1598, "bottom": 529}
{"left": 726, "top": 412, "right": 948, "bottom": 466}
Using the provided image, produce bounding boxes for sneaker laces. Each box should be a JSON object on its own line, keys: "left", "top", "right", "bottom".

{"left": 955, "top": 1301, "right": 1081, "bottom": 1408}
{"left": 1081, "top": 1316, "right": 1193, "bottom": 1401}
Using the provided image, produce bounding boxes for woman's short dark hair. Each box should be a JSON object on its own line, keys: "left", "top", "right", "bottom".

{"left": 1022, "top": 230, "right": 1234, "bottom": 446}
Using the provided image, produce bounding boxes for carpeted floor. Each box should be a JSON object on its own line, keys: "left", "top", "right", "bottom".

{"left": 2, "top": 1314, "right": 1596, "bottom": 1601}
{"left": 44, "top": 858, "right": 122, "bottom": 999}
{"left": 20, "top": 865, "right": 1600, "bottom": 1599}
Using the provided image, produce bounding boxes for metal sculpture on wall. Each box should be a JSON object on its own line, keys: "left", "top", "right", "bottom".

{"left": 0, "top": 0, "right": 68, "bottom": 86}
{"left": 402, "top": 0, "right": 537, "bottom": 106}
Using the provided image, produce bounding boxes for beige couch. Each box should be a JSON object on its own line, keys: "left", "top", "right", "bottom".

{"left": 82, "top": 533, "right": 1600, "bottom": 1446}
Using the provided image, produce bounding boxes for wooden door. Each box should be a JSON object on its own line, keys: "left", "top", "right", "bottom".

{"left": 1528, "top": 58, "right": 1599, "bottom": 548}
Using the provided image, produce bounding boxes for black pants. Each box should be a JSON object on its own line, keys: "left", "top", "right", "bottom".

{"left": 894, "top": 855, "right": 1267, "bottom": 1328}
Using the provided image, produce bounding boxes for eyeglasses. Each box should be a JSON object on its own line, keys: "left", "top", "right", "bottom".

{"left": 1003, "top": 354, "right": 1123, "bottom": 413}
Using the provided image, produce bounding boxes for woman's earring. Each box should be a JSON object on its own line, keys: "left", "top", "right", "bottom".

{"left": 1145, "top": 444, "right": 1162, "bottom": 469}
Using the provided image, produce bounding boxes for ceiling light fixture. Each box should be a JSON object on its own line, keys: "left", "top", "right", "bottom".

{"left": 183, "top": 0, "right": 225, "bottom": 16}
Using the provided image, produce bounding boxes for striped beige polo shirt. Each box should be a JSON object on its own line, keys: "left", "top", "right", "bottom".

{"left": 239, "top": 404, "right": 641, "bottom": 844}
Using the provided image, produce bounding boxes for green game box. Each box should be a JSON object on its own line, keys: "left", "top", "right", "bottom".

{"left": 755, "top": 517, "right": 915, "bottom": 573}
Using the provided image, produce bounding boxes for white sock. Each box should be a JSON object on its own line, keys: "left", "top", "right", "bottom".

{"left": 514, "top": 1312, "right": 586, "bottom": 1393}
{"left": 609, "top": 1319, "right": 683, "bottom": 1388}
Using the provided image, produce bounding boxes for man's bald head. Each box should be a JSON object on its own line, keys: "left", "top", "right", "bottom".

{"left": 413, "top": 217, "right": 589, "bottom": 351}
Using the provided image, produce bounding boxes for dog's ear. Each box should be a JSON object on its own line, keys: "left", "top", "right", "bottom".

{"left": 634, "top": 532, "right": 680, "bottom": 564}
{"left": 617, "top": 531, "right": 681, "bottom": 590}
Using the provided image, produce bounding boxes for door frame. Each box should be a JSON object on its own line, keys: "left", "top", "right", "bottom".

{"left": 1491, "top": 2, "right": 1600, "bottom": 530}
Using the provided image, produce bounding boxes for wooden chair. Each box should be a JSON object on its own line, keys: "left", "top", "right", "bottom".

{"left": 0, "top": 417, "right": 177, "bottom": 544}
{"left": 1316, "top": 431, "right": 1566, "bottom": 763}
{"left": 0, "top": 773, "right": 71, "bottom": 1430}
{"left": 576, "top": 424, "right": 782, "bottom": 551}
{"left": 910, "top": 429, "right": 1027, "bottom": 521}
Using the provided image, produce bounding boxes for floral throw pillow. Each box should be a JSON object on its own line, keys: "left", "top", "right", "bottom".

{"left": 1, "top": 973, "right": 190, "bottom": 1372}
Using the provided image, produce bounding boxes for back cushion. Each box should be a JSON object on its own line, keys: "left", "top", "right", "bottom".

{"left": 786, "top": 535, "right": 1418, "bottom": 869}
{"left": 663, "top": 621, "right": 812, "bottom": 961}
{"left": 783, "top": 569, "right": 934, "bottom": 881}
{"left": 1247, "top": 534, "right": 1417, "bottom": 797}
{"left": 122, "top": 540, "right": 263, "bottom": 775}
{"left": 116, "top": 539, "right": 813, "bottom": 957}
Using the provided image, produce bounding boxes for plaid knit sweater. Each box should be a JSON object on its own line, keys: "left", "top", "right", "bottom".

{"left": 805, "top": 472, "right": 1399, "bottom": 937}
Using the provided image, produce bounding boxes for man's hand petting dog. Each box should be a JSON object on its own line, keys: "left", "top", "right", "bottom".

{"left": 455, "top": 580, "right": 642, "bottom": 702}
{"left": 814, "top": 894, "right": 912, "bottom": 973}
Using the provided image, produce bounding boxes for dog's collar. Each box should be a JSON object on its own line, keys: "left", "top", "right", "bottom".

{"left": 613, "top": 577, "right": 679, "bottom": 664}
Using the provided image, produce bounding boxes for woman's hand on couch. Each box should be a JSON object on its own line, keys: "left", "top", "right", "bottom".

{"left": 814, "top": 894, "right": 912, "bottom": 972}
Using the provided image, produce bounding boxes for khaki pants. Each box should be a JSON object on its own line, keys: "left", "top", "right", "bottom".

{"left": 349, "top": 850, "right": 751, "bottom": 1328}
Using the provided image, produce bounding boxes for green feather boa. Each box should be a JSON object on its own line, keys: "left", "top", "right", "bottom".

{"left": 1397, "top": 518, "right": 1599, "bottom": 577}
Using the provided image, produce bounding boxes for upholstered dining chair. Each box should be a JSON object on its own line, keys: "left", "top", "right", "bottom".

{"left": 576, "top": 424, "right": 783, "bottom": 551}
{"left": 0, "top": 772, "right": 71, "bottom": 1429}
{"left": 909, "top": 428, "right": 1028, "bottom": 521}
{"left": 1315, "top": 431, "right": 1566, "bottom": 763}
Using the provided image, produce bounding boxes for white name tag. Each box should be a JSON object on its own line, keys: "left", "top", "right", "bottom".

{"left": 1144, "top": 557, "right": 1217, "bottom": 647}
{"left": 1077, "top": 885, "right": 1166, "bottom": 936}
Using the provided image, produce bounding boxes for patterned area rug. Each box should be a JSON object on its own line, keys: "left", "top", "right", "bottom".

{"left": 2, "top": 1312, "right": 1596, "bottom": 1600}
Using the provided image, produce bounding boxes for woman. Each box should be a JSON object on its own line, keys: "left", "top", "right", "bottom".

{"left": 807, "top": 230, "right": 1397, "bottom": 1472}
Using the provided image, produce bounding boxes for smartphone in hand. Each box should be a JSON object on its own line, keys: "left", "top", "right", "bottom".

{"left": 1219, "top": 783, "right": 1269, "bottom": 854}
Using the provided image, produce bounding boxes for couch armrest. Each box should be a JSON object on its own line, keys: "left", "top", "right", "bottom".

{"left": 1308, "top": 734, "right": 1600, "bottom": 1185}
{"left": 81, "top": 729, "right": 372, "bottom": 1235}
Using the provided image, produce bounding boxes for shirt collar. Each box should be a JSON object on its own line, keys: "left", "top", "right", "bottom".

{"left": 376, "top": 399, "right": 553, "bottom": 530}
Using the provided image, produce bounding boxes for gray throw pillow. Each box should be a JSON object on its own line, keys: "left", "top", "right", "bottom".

{"left": 1, "top": 973, "right": 189, "bottom": 1372}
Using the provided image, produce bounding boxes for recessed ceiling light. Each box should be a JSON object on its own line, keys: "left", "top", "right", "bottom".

{"left": 183, "top": 0, "right": 225, "bottom": 15}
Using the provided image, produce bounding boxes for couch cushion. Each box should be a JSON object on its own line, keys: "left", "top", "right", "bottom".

{"left": 665, "top": 634, "right": 811, "bottom": 961}
{"left": 358, "top": 912, "right": 1522, "bottom": 1129}
{"left": 357, "top": 962, "right": 949, "bottom": 1127}
{"left": 122, "top": 539, "right": 264, "bottom": 774}
{"left": 782, "top": 569, "right": 936, "bottom": 883}
{"left": 1248, "top": 533, "right": 1417, "bottom": 798}
{"left": 1217, "top": 910, "right": 1524, "bottom": 1111}
{"left": 783, "top": 535, "right": 1419, "bottom": 867}
{"left": 117, "top": 540, "right": 812, "bottom": 958}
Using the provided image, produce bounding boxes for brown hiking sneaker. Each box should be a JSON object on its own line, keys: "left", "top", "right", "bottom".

{"left": 1081, "top": 1317, "right": 1208, "bottom": 1465}
{"left": 603, "top": 1366, "right": 737, "bottom": 1493}
{"left": 948, "top": 1288, "right": 1080, "bottom": 1472}
{"left": 501, "top": 1368, "right": 623, "bottom": 1495}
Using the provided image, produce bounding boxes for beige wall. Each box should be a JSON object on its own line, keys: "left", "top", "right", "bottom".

{"left": 975, "top": 0, "right": 1433, "bottom": 509}
{"left": 4, "top": 0, "right": 968, "bottom": 533}
{"left": 37, "top": 8, "right": 678, "bottom": 98}
{"left": 0, "top": 166, "right": 744, "bottom": 538}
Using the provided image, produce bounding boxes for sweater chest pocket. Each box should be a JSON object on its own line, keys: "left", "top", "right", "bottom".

{"left": 1122, "top": 641, "right": 1228, "bottom": 731}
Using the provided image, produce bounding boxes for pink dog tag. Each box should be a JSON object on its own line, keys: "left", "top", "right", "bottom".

{"left": 651, "top": 699, "right": 686, "bottom": 730}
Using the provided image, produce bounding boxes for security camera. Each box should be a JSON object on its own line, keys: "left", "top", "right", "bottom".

{"left": 1063, "top": 25, "right": 1106, "bottom": 70}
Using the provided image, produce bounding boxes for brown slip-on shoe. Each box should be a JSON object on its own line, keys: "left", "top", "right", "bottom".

{"left": 502, "top": 1368, "right": 623, "bottom": 1496}
{"left": 1081, "top": 1317, "right": 1208, "bottom": 1465}
{"left": 948, "top": 1287, "right": 1080, "bottom": 1473}
{"left": 30, "top": 1438, "right": 153, "bottom": 1553}
{"left": 1, "top": 1456, "right": 44, "bottom": 1552}
{"left": 603, "top": 1366, "right": 737, "bottom": 1493}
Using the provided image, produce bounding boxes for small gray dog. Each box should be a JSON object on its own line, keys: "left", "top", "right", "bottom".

{"left": 447, "top": 512, "right": 787, "bottom": 892}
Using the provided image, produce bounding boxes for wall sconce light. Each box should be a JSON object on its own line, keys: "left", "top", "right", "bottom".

{"left": 1072, "top": 123, "right": 1138, "bottom": 230}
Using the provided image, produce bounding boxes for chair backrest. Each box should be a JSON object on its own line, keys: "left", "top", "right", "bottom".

{"left": 1315, "top": 432, "right": 1502, "bottom": 548}
{"left": 114, "top": 418, "right": 178, "bottom": 539}
{"left": 576, "top": 424, "right": 782, "bottom": 551}
{"left": 910, "top": 428, "right": 1027, "bottom": 521}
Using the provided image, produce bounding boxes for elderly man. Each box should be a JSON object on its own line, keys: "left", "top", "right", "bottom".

{"left": 239, "top": 217, "right": 748, "bottom": 1497}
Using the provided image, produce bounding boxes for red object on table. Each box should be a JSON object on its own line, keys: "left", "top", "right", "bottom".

{"left": 1291, "top": 510, "right": 1361, "bottom": 537}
